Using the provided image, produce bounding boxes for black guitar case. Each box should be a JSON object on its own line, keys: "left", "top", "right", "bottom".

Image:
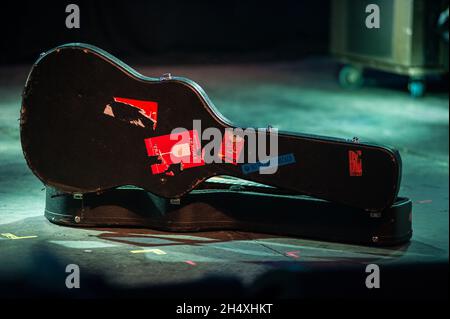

{"left": 21, "top": 43, "right": 412, "bottom": 246}
{"left": 21, "top": 43, "right": 402, "bottom": 213}
{"left": 44, "top": 177, "right": 412, "bottom": 246}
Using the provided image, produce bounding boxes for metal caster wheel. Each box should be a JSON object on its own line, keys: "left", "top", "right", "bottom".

{"left": 338, "top": 65, "right": 364, "bottom": 89}
{"left": 408, "top": 79, "right": 426, "bottom": 98}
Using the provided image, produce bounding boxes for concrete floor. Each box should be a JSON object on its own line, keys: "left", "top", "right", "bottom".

{"left": 0, "top": 58, "right": 448, "bottom": 298}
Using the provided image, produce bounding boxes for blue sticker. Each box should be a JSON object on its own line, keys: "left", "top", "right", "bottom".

{"left": 241, "top": 153, "right": 296, "bottom": 174}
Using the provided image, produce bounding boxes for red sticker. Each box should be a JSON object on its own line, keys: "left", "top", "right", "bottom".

{"left": 218, "top": 130, "right": 245, "bottom": 165}
{"left": 349, "top": 150, "right": 363, "bottom": 176}
{"left": 144, "top": 130, "right": 205, "bottom": 175}
{"left": 114, "top": 97, "right": 158, "bottom": 129}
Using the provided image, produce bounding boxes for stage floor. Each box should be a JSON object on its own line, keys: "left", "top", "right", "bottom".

{"left": 0, "top": 58, "right": 448, "bottom": 298}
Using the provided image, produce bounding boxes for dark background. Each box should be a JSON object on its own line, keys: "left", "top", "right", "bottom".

{"left": 0, "top": 0, "right": 331, "bottom": 65}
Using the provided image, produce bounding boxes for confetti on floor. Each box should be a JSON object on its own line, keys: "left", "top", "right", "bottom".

{"left": 1, "top": 233, "right": 38, "bottom": 240}
{"left": 130, "top": 248, "right": 167, "bottom": 255}
{"left": 48, "top": 240, "right": 117, "bottom": 249}
{"left": 285, "top": 251, "right": 300, "bottom": 258}
{"left": 417, "top": 200, "right": 432, "bottom": 204}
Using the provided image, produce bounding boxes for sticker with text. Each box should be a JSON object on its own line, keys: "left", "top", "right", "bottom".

{"left": 241, "top": 153, "right": 296, "bottom": 175}
{"left": 144, "top": 129, "right": 205, "bottom": 175}
{"left": 349, "top": 150, "right": 363, "bottom": 176}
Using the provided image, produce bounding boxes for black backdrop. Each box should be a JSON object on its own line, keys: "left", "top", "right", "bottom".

{"left": 0, "top": 0, "right": 331, "bottom": 64}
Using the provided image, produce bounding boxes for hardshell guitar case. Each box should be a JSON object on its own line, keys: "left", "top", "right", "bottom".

{"left": 44, "top": 177, "right": 413, "bottom": 246}
{"left": 20, "top": 43, "right": 412, "bottom": 246}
